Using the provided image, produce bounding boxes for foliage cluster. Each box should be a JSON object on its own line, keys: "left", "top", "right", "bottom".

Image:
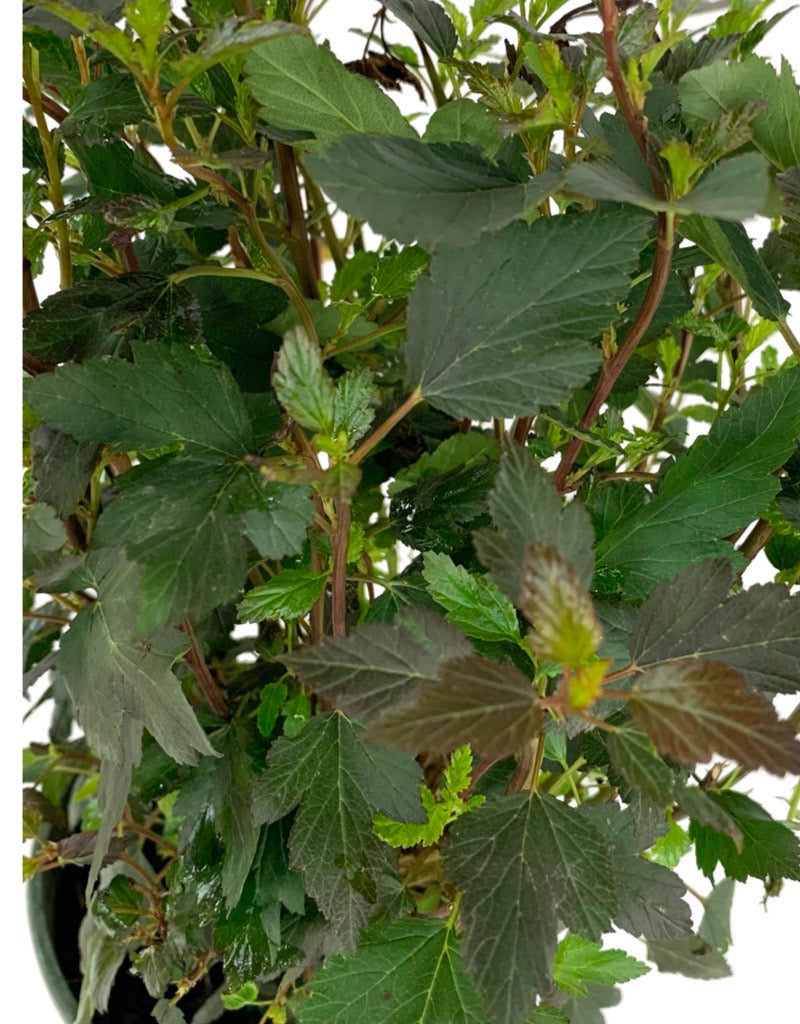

{"left": 21, "top": 1, "right": 800, "bottom": 1022}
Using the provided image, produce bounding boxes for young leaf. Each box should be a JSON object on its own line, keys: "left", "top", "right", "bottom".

{"left": 332, "top": 367, "right": 376, "bottom": 446}
{"left": 25, "top": 341, "right": 253, "bottom": 457}
{"left": 292, "top": 918, "right": 486, "bottom": 1024}
{"left": 679, "top": 55, "right": 800, "bottom": 171}
{"left": 308, "top": 136, "right": 559, "bottom": 249}
{"left": 244, "top": 35, "right": 414, "bottom": 145}
{"left": 405, "top": 207, "right": 651, "bottom": 418}
{"left": 383, "top": 0, "right": 458, "bottom": 58}
{"left": 367, "top": 653, "right": 542, "bottom": 758}
{"left": 628, "top": 659, "right": 800, "bottom": 775}
{"left": 424, "top": 98, "right": 499, "bottom": 156}
{"left": 552, "top": 935, "right": 649, "bottom": 998}
{"left": 422, "top": 551, "right": 520, "bottom": 643}
{"left": 475, "top": 446, "right": 595, "bottom": 605}
{"left": 630, "top": 559, "right": 800, "bottom": 694}
{"left": 445, "top": 793, "right": 616, "bottom": 1024}
{"left": 596, "top": 365, "right": 800, "bottom": 597}
{"left": 272, "top": 327, "right": 336, "bottom": 434}
{"left": 689, "top": 791, "right": 800, "bottom": 882}
{"left": 238, "top": 569, "right": 327, "bottom": 623}
{"left": 252, "top": 713, "right": 424, "bottom": 948}
{"left": 520, "top": 543, "right": 601, "bottom": 668}
{"left": 282, "top": 608, "right": 471, "bottom": 722}
{"left": 256, "top": 681, "right": 288, "bottom": 739}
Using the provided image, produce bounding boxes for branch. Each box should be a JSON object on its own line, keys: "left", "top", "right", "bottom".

{"left": 553, "top": 212, "right": 675, "bottom": 493}
{"left": 180, "top": 618, "right": 228, "bottom": 719}
{"left": 275, "top": 142, "right": 320, "bottom": 300}
{"left": 331, "top": 501, "right": 351, "bottom": 638}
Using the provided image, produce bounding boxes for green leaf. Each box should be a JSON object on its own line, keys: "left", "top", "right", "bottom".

{"left": 406, "top": 207, "right": 651, "bottom": 418}
{"left": 252, "top": 713, "right": 424, "bottom": 948}
{"left": 256, "top": 681, "right": 288, "bottom": 739}
{"left": 424, "top": 98, "right": 499, "bottom": 156}
{"left": 282, "top": 608, "right": 471, "bottom": 722}
{"left": 172, "top": 17, "right": 306, "bottom": 79}
{"left": 23, "top": 274, "right": 202, "bottom": 363}
{"left": 422, "top": 552, "right": 520, "bottom": 643}
{"left": 59, "top": 554, "right": 212, "bottom": 768}
{"left": 689, "top": 791, "right": 800, "bottom": 882}
{"left": 333, "top": 368, "right": 376, "bottom": 446}
{"left": 649, "top": 818, "right": 692, "bottom": 869}
{"left": 389, "top": 432, "right": 497, "bottom": 496}
{"left": 244, "top": 35, "right": 414, "bottom": 145}
{"left": 579, "top": 803, "right": 692, "bottom": 942}
{"left": 566, "top": 152, "right": 771, "bottom": 220}
{"left": 383, "top": 0, "right": 458, "bottom": 58}
{"left": 61, "top": 72, "right": 148, "bottom": 144}
{"left": 596, "top": 365, "right": 800, "bottom": 597}
{"left": 273, "top": 327, "right": 336, "bottom": 434}
{"left": 221, "top": 981, "right": 261, "bottom": 1011}
{"left": 604, "top": 727, "right": 677, "bottom": 806}
{"left": 679, "top": 55, "right": 800, "bottom": 171}
{"left": 30, "top": 424, "right": 101, "bottom": 519}
{"left": 367, "top": 653, "right": 543, "bottom": 758}
{"left": 70, "top": 138, "right": 180, "bottom": 201}
{"left": 630, "top": 558, "right": 800, "bottom": 694}
{"left": 95, "top": 456, "right": 311, "bottom": 631}
{"left": 23, "top": 502, "right": 67, "bottom": 577}
{"left": 681, "top": 216, "right": 790, "bottom": 322}
{"left": 552, "top": 935, "right": 649, "bottom": 998}
{"left": 308, "top": 136, "right": 559, "bottom": 249}
{"left": 293, "top": 918, "right": 486, "bottom": 1024}
{"left": 25, "top": 342, "right": 253, "bottom": 457}
{"left": 445, "top": 793, "right": 616, "bottom": 1024}
{"left": 697, "top": 877, "right": 735, "bottom": 951}
{"left": 373, "top": 245, "right": 430, "bottom": 298}
{"left": 75, "top": 903, "right": 129, "bottom": 1020}
{"left": 675, "top": 785, "right": 743, "bottom": 849}
{"left": 185, "top": 275, "right": 288, "bottom": 393}
{"left": 646, "top": 935, "right": 731, "bottom": 980}
{"left": 628, "top": 659, "right": 800, "bottom": 776}
{"left": 475, "top": 446, "right": 595, "bottom": 606}
{"left": 239, "top": 569, "right": 327, "bottom": 623}
{"left": 174, "top": 722, "right": 263, "bottom": 909}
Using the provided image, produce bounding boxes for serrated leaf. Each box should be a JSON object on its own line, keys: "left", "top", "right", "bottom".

{"left": 646, "top": 935, "right": 731, "bottom": 979}
{"left": 172, "top": 16, "right": 306, "bottom": 79}
{"left": 252, "top": 713, "right": 424, "bottom": 947}
{"left": 308, "top": 136, "right": 559, "bottom": 249}
{"left": 373, "top": 245, "right": 430, "bottom": 298}
{"left": 173, "top": 722, "right": 263, "bottom": 909}
{"left": 293, "top": 918, "right": 486, "bottom": 1024}
{"left": 675, "top": 785, "right": 743, "bottom": 850}
{"left": 244, "top": 35, "right": 414, "bottom": 145}
{"left": 566, "top": 152, "right": 771, "bottom": 220}
{"left": 23, "top": 274, "right": 202, "bottom": 363}
{"left": 424, "top": 98, "right": 499, "bottom": 156}
{"left": 406, "top": 207, "right": 651, "bottom": 418}
{"left": 628, "top": 659, "right": 800, "bottom": 776}
{"left": 445, "top": 793, "right": 616, "bottom": 1024}
{"left": 273, "top": 328, "right": 336, "bottom": 434}
{"left": 475, "top": 446, "right": 595, "bottom": 606}
{"left": 23, "top": 502, "right": 67, "bottom": 577}
{"left": 94, "top": 456, "right": 311, "bottom": 631}
{"left": 30, "top": 424, "right": 101, "bottom": 518}
{"left": 25, "top": 342, "right": 253, "bottom": 457}
{"left": 256, "top": 681, "right": 288, "bottom": 739}
{"left": 552, "top": 935, "right": 649, "bottom": 998}
{"left": 282, "top": 608, "right": 471, "bottom": 721}
{"left": 383, "top": 0, "right": 458, "bottom": 58}
{"left": 630, "top": 559, "right": 800, "bottom": 694}
{"left": 579, "top": 803, "right": 692, "bottom": 942}
{"left": 596, "top": 365, "right": 800, "bottom": 597}
{"left": 520, "top": 543, "right": 601, "bottom": 669}
{"left": 679, "top": 55, "right": 800, "bottom": 171}
{"left": 333, "top": 367, "right": 376, "bottom": 445}
{"left": 689, "top": 791, "right": 800, "bottom": 882}
{"left": 61, "top": 73, "right": 147, "bottom": 144}
{"left": 239, "top": 569, "right": 327, "bottom": 622}
{"left": 697, "top": 877, "right": 735, "bottom": 951}
{"left": 681, "top": 215, "right": 790, "bottom": 322}
{"left": 605, "top": 727, "right": 677, "bottom": 806}
{"left": 422, "top": 552, "right": 520, "bottom": 643}
{"left": 368, "top": 653, "right": 542, "bottom": 758}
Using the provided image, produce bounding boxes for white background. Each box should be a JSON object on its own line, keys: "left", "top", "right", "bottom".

{"left": 10, "top": 1, "right": 800, "bottom": 1021}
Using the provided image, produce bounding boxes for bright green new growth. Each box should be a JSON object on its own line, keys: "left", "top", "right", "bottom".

{"left": 20, "top": 2, "right": 800, "bottom": 1024}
